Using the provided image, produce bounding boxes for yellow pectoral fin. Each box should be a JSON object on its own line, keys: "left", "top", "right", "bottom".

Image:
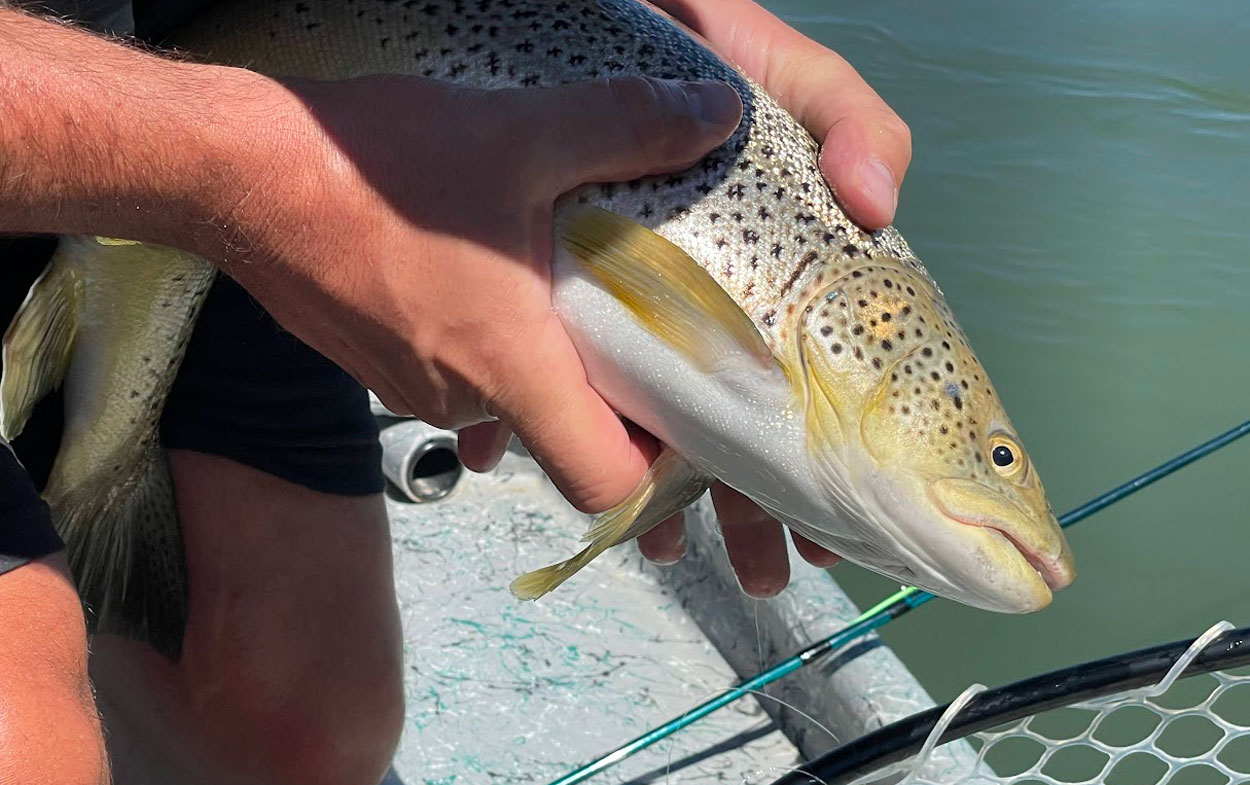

{"left": 557, "top": 206, "right": 777, "bottom": 373}
{"left": 510, "top": 450, "right": 710, "bottom": 600}
{"left": 0, "top": 247, "right": 84, "bottom": 439}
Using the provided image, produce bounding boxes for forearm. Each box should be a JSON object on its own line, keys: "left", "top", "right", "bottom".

{"left": 0, "top": 7, "right": 298, "bottom": 257}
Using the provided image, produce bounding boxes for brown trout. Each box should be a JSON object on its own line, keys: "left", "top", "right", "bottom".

{"left": 0, "top": 0, "right": 1073, "bottom": 658}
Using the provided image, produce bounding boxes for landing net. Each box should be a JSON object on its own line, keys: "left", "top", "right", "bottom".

{"left": 773, "top": 621, "right": 1250, "bottom": 785}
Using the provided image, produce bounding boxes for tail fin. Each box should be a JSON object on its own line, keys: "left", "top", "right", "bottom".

{"left": 55, "top": 443, "right": 187, "bottom": 660}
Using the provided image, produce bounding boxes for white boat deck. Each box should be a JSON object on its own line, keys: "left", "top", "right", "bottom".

{"left": 379, "top": 420, "right": 973, "bottom": 784}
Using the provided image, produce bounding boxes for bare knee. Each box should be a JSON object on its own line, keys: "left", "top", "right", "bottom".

{"left": 274, "top": 668, "right": 403, "bottom": 785}
{"left": 0, "top": 557, "right": 109, "bottom": 785}
{"left": 190, "top": 639, "right": 405, "bottom": 785}
{"left": 171, "top": 456, "right": 405, "bottom": 785}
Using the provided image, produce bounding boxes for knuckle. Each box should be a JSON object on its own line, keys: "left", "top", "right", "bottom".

{"left": 875, "top": 111, "right": 913, "bottom": 166}
{"left": 565, "top": 471, "right": 628, "bottom": 514}
{"left": 606, "top": 76, "right": 692, "bottom": 166}
{"left": 419, "top": 409, "right": 462, "bottom": 430}
{"left": 606, "top": 75, "right": 661, "bottom": 119}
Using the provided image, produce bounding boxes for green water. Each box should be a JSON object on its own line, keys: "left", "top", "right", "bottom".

{"left": 761, "top": 0, "right": 1249, "bottom": 708}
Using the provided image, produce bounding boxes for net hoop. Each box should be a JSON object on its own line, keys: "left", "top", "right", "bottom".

{"left": 769, "top": 623, "right": 1250, "bottom": 785}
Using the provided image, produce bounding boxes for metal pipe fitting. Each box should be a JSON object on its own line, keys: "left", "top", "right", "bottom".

{"left": 380, "top": 420, "right": 463, "bottom": 503}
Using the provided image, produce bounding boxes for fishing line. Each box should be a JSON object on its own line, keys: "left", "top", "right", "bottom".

{"left": 545, "top": 418, "right": 1250, "bottom": 785}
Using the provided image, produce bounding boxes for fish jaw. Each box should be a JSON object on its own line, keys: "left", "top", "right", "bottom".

{"left": 850, "top": 455, "right": 1076, "bottom": 611}
{"left": 928, "top": 477, "right": 1075, "bottom": 593}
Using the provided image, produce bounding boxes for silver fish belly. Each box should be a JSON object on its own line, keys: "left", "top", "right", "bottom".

{"left": 0, "top": 0, "right": 1071, "bottom": 658}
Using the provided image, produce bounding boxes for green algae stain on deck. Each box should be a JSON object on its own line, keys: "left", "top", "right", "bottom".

{"left": 383, "top": 450, "right": 801, "bottom": 782}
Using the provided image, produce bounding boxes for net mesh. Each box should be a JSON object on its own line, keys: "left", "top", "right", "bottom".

{"left": 850, "top": 622, "right": 1250, "bottom": 785}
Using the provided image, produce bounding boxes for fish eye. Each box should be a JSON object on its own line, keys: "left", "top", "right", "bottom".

{"left": 987, "top": 433, "right": 1027, "bottom": 479}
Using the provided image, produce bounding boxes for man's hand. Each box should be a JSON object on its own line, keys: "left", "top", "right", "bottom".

{"left": 652, "top": 0, "right": 912, "bottom": 228}
{"left": 637, "top": 0, "right": 914, "bottom": 596}
{"left": 0, "top": 9, "right": 736, "bottom": 516}
{"left": 0, "top": 3, "right": 905, "bottom": 600}
{"left": 220, "top": 76, "right": 743, "bottom": 514}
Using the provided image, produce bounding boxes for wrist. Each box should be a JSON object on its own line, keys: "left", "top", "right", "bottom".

{"left": 0, "top": 9, "right": 321, "bottom": 263}
{"left": 163, "top": 67, "right": 330, "bottom": 268}
{"left": 187, "top": 73, "right": 374, "bottom": 298}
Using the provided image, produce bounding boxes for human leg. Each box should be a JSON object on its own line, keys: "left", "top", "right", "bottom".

{"left": 92, "top": 452, "right": 403, "bottom": 785}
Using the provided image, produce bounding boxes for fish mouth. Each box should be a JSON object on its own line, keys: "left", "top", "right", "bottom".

{"left": 928, "top": 477, "right": 1075, "bottom": 595}
{"left": 943, "top": 511, "right": 1073, "bottom": 592}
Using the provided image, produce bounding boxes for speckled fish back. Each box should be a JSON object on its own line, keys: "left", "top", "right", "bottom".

{"left": 174, "top": 0, "right": 938, "bottom": 356}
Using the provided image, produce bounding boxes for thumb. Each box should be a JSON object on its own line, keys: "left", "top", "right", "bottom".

{"left": 486, "top": 313, "right": 652, "bottom": 514}
{"left": 518, "top": 77, "right": 742, "bottom": 194}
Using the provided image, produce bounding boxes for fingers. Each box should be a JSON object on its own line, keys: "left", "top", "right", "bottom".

{"left": 711, "top": 483, "right": 789, "bottom": 598}
{"left": 485, "top": 314, "right": 652, "bottom": 513}
{"left": 457, "top": 421, "right": 512, "bottom": 473}
{"left": 637, "top": 512, "right": 687, "bottom": 565}
{"left": 791, "top": 531, "right": 841, "bottom": 568}
{"left": 762, "top": 39, "right": 911, "bottom": 228}
{"left": 650, "top": 0, "right": 911, "bottom": 228}
{"left": 519, "top": 76, "right": 742, "bottom": 194}
{"left": 819, "top": 111, "right": 911, "bottom": 230}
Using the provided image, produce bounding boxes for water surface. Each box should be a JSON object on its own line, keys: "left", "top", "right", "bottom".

{"left": 761, "top": 0, "right": 1249, "bottom": 702}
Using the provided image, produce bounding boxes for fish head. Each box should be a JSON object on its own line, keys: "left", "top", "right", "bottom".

{"left": 795, "top": 261, "right": 1074, "bottom": 612}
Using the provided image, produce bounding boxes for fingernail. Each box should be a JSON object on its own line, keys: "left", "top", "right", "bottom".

{"left": 859, "top": 158, "right": 899, "bottom": 222}
{"left": 647, "top": 531, "right": 687, "bottom": 566}
{"left": 683, "top": 80, "right": 742, "bottom": 129}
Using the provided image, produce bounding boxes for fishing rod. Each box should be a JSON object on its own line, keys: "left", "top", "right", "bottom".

{"left": 547, "top": 418, "right": 1250, "bottom": 785}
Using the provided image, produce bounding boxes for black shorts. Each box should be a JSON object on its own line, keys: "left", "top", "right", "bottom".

{"left": 0, "top": 237, "right": 383, "bottom": 577}
{"left": 0, "top": 440, "right": 62, "bottom": 575}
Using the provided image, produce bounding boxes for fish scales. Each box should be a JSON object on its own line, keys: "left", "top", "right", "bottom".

{"left": 0, "top": 0, "right": 1074, "bottom": 657}
{"left": 176, "top": 0, "right": 1072, "bottom": 611}
{"left": 175, "top": 0, "right": 931, "bottom": 356}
